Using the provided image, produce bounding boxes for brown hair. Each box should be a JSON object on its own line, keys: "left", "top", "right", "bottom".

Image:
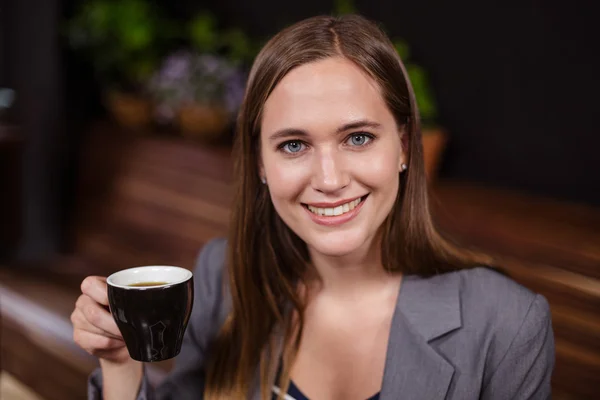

{"left": 206, "top": 14, "right": 489, "bottom": 399}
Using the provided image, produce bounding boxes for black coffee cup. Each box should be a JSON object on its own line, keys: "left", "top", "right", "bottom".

{"left": 107, "top": 266, "right": 194, "bottom": 362}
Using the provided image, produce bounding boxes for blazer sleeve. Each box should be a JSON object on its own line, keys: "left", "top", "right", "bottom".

{"left": 481, "top": 294, "right": 555, "bottom": 400}
{"left": 87, "top": 238, "right": 229, "bottom": 400}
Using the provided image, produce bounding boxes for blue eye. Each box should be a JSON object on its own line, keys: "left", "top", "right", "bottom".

{"left": 282, "top": 141, "right": 305, "bottom": 153}
{"left": 347, "top": 133, "right": 373, "bottom": 146}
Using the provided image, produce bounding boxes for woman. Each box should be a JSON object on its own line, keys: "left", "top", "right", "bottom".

{"left": 73, "top": 14, "right": 554, "bottom": 400}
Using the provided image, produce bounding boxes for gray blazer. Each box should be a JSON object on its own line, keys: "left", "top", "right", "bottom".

{"left": 89, "top": 238, "right": 554, "bottom": 399}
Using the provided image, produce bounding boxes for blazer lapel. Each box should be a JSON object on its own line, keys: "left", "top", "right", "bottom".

{"left": 380, "top": 273, "right": 462, "bottom": 400}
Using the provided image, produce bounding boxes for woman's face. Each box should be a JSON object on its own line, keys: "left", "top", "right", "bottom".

{"left": 260, "top": 57, "right": 406, "bottom": 258}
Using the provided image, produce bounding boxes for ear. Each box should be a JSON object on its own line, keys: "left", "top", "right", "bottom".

{"left": 398, "top": 129, "right": 410, "bottom": 172}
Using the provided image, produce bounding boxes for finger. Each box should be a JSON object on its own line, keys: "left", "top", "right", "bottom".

{"left": 73, "top": 329, "right": 126, "bottom": 354}
{"left": 77, "top": 294, "right": 122, "bottom": 338}
{"left": 73, "top": 330, "right": 130, "bottom": 363}
{"left": 79, "top": 295, "right": 122, "bottom": 338}
{"left": 71, "top": 308, "right": 123, "bottom": 340}
{"left": 72, "top": 308, "right": 123, "bottom": 341}
{"left": 81, "top": 276, "right": 109, "bottom": 306}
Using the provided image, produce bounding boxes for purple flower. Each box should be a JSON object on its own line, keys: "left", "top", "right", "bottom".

{"left": 224, "top": 70, "right": 246, "bottom": 115}
{"left": 161, "top": 52, "right": 192, "bottom": 80}
{"left": 148, "top": 50, "right": 247, "bottom": 123}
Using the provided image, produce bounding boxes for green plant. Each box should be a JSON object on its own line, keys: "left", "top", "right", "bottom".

{"left": 392, "top": 39, "right": 438, "bottom": 128}
{"left": 188, "top": 13, "right": 219, "bottom": 54}
{"left": 334, "top": 0, "right": 357, "bottom": 15}
{"left": 188, "top": 12, "right": 258, "bottom": 67}
{"left": 221, "top": 27, "right": 259, "bottom": 66}
{"left": 66, "top": 0, "right": 167, "bottom": 91}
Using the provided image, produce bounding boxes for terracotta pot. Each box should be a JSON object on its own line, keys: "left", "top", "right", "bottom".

{"left": 105, "top": 91, "right": 152, "bottom": 130}
{"left": 421, "top": 127, "right": 448, "bottom": 184}
{"left": 177, "top": 104, "right": 229, "bottom": 143}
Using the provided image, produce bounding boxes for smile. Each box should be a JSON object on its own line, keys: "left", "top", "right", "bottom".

{"left": 305, "top": 195, "right": 367, "bottom": 217}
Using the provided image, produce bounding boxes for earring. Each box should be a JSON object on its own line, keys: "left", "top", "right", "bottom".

{"left": 401, "top": 163, "right": 408, "bottom": 171}
{"left": 261, "top": 177, "right": 267, "bottom": 184}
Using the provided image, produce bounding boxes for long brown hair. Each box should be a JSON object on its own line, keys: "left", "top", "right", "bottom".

{"left": 206, "top": 14, "right": 489, "bottom": 399}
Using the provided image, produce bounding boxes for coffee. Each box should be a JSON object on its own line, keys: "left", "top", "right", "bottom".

{"left": 128, "top": 281, "right": 168, "bottom": 287}
{"left": 107, "top": 266, "right": 194, "bottom": 362}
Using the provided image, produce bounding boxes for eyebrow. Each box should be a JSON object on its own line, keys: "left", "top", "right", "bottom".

{"left": 267, "top": 119, "right": 382, "bottom": 142}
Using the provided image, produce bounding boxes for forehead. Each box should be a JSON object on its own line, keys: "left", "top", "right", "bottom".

{"left": 261, "top": 57, "right": 394, "bottom": 134}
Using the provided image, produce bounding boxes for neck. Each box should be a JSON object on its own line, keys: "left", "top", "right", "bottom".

{"left": 305, "top": 236, "right": 395, "bottom": 298}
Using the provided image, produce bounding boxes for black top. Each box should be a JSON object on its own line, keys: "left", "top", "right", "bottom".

{"left": 272, "top": 380, "right": 380, "bottom": 400}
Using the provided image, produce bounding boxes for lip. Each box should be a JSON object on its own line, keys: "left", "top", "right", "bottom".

{"left": 303, "top": 195, "right": 368, "bottom": 226}
{"left": 303, "top": 195, "right": 365, "bottom": 208}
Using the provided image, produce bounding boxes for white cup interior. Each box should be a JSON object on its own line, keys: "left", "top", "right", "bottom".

{"left": 107, "top": 266, "right": 192, "bottom": 289}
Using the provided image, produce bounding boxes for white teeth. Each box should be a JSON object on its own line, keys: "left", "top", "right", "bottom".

{"left": 307, "top": 197, "right": 364, "bottom": 217}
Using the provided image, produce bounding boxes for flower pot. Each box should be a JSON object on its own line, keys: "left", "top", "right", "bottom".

{"left": 422, "top": 127, "right": 448, "bottom": 184}
{"left": 105, "top": 91, "right": 152, "bottom": 130}
{"left": 177, "top": 104, "right": 229, "bottom": 143}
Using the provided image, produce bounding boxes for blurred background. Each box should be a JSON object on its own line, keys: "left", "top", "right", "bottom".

{"left": 0, "top": 0, "right": 598, "bottom": 399}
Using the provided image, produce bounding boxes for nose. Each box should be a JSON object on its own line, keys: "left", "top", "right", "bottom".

{"left": 311, "top": 147, "right": 350, "bottom": 194}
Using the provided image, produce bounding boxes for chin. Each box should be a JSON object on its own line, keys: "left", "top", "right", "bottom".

{"left": 304, "top": 229, "right": 370, "bottom": 258}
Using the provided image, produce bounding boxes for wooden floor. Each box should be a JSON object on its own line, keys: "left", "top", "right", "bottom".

{"left": 0, "top": 372, "right": 45, "bottom": 400}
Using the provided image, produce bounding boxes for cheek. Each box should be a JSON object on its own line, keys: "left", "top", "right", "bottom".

{"left": 353, "top": 146, "right": 402, "bottom": 190}
{"left": 263, "top": 154, "right": 310, "bottom": 203}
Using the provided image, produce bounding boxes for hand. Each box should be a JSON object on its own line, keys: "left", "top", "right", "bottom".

{"left": 71, "top": 276, "right": 131, "bottom": 364}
